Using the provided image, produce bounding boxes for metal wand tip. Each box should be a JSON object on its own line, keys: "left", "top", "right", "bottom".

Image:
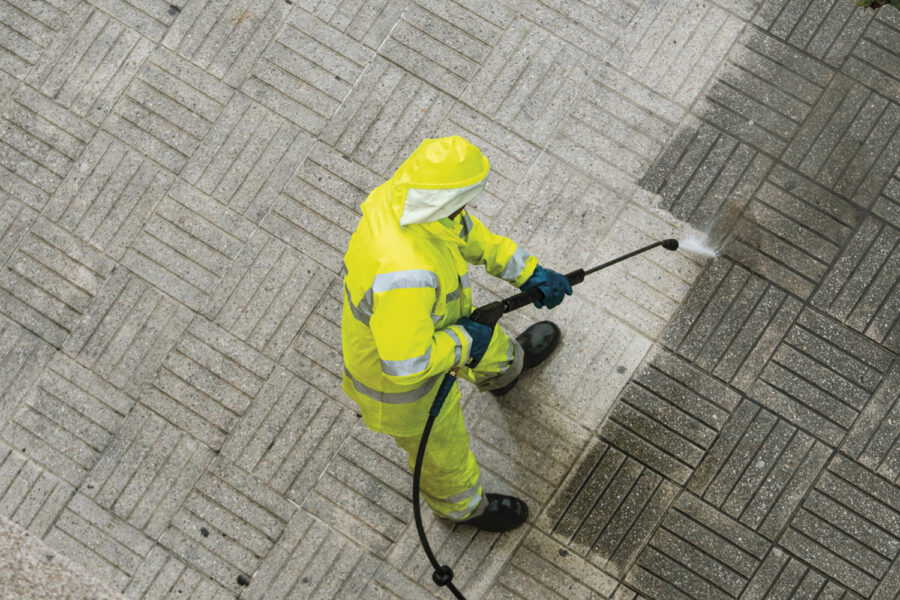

{"left": 661, "top": 238, "right": 679, "bottom": 251}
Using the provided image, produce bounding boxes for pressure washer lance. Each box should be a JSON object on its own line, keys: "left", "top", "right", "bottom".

{"left": 413, "top": 238, "right": 680, "bottom": 599}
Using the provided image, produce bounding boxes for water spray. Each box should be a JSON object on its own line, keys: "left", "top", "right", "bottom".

{"left": 413, "top": 238, "right": 681, "bottom": 599}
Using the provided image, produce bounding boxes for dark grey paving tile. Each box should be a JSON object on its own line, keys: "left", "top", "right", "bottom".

{"left": 599, "top": 350, "right": 741, "bottom": 485}
{"left": 842, "top": 8, "right": 900, "bottom": 102}
{"left": 843, "top": 361, "right": 900, "bottom": 484}
{"left": 663, "top": 259, "right": 804, "bottom": 393}
{"left": 625, "top": 492, "right": 770, "bottom": 600}
{"left": 750, "top": 307, "right": 894, "bottom": 447}
{"left": 688, "top": 399, "right": 832, "bottom": 540}
{"left": 742, "top": 546, "right": 856, "bottom": 600}
{"left": 780, "top": 455, "right": 900, "bottom": 598}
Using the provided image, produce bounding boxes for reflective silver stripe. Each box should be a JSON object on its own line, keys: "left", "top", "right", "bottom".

{"left": 446, "top": 288, "right": 460, "bottom": 302}
{"left": 459, "top": 272, "right": 471, "bottom": 290}
{"left": 444, "top": 327, "right": 463, "bottom": 366}
{"left": 381, "top": 347, "right": 432, "bottom": 377}
{"left": 459, "top": 213, "right": 474, "bottom": 239}
{"left": 372, "top": 270, "right": 438, "bottom": 293}
{"left": 344, "top": 368, "right": 440, "bottom": 404}
{"left": 345, "top": 283, "right": 373, "bottom": 326}
{"left": 441, "top": 480, "right": 482, "bottom": 505}
{"left": 500, "top": 247, "right": 531, "bottom": 281}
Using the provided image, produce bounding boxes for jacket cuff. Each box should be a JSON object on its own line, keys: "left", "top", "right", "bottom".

{"left": 512, "top": 255, "right": 540, "bottom": 288}
{"left": 441, "top": 325, "right": 472, "bottom": 368}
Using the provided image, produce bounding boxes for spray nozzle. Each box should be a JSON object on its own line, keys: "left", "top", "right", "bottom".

{"left": 661, "top": 238, "right": 679, "bottom": 251}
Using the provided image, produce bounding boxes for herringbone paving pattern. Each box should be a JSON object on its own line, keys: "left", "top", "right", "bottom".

{"left": 1, "top": 0, "right": 899, "bottom": 598}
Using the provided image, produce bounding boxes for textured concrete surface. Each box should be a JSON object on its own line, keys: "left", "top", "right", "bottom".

{"left": 0, "top": 0, "right": 899, "bottom": 598}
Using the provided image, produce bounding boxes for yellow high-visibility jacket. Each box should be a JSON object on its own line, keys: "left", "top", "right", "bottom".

{"left": 341, "top": 137, "right": 538, "bottom": 436}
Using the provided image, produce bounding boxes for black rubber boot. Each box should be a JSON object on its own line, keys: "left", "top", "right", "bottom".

{"left": 490, "top": 321, "right": 561, "bottom": 397}
{"left": 457, "top": 494, "right": 528, "bottom": 532}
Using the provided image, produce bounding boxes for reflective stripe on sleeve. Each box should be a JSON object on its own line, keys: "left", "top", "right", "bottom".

{"left": 459, "top": 272, "right": 470, "bottom": 290}
{"left": 381, "top": 347, "right": 432, "bottom": 377}
{"left": 446, "top": 288, "right": 460, "bottom": 302}
{"left": 444, "top": 327, "right": 463, "bottom": 366}
{"left": 344, "top": 368, "right": 441, "bottom": 404}
{"left": 500, "top": 247, "right": 531, "bottom": 281}
{"left": 459, "top": 213, "right": 474, "bottom": 239}
{"left": 372, "top": 270, "right": 438, "bottom": 293}
{"left": 345, "top": 283, "right": 373, "bottom": 326}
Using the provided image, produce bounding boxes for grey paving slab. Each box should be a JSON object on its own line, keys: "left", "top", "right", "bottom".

{"left": 125, "top": 545, "right": 234, "bottom": 600}
{"left": 0, "top": 442, "right": 74, "bottom": 538}
{"left": 0, "top": 313, "right": 53, "bottom": 427}
{"left": 843, "top": 361, "right": 900, "bottom": 484}
{"left": 0, "top": 0, "right": 75, "bottom": 95}
{"left": 298, "top": 0, "right": 410, "bottom": 51}
{"left": 843, "top": 8, "right": 900, "bottom": 101}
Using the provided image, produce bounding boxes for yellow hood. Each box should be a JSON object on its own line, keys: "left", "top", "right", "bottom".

{"left": 391, "top": 136, "right": 490, "bottom": 226}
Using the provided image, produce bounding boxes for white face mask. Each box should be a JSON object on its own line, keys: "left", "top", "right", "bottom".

{"left": 399, "top": 179, "right": 486, "bottom": 226}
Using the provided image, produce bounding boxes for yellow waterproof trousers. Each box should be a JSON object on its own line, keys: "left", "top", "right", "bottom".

{"left": 392, "top": 326, "right": 522, "bottom": 520}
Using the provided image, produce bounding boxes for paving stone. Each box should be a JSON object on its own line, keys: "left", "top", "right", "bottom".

{"left": 0, "top": 313, "right": 53, "bottom": 427}
{"left": 121, "top": 182, "right": 255, "bottom": 312}
{"left": 363, "top": 563, "right": 445, "bottom": 600}
{"left": 783, "top": 74, "right": 900, "bottom": 209}
{"left": 1, "top": 354, "right": 132, "bottom": 487}
{"left": 0, "top": 196, "right": 36, "bottom": 267}
{"left": 203, "top": 231, "right": 334, "bottom": 360}
{"left": 843, "top": 361, "right": 900, "bottom": 485}
{"left": 379, "top": 0, "right": 511, "bottom": 98}
{"left": 0, "top": 216, "right": 117, "bottom": 348}
{"left": 81, "top": 404, "right": 213, "bottom": 539}
{"left": 512, "top": 0, "right": 633, "bottom": 58}
{"left": 162, "top": 0, "right": 291, "bottom": 87}
{"left": 62, "top": 267, "right": 193, "bottom": 398}
{"left": 754, "top": 0, "right": 874, "bottom": 67}
{"left": 750, "top": 307, "right": 894, "bottom": 447}
{"left": 780, "top": 455, "right": 900, "bottom": 598}
{"left": 26, "top": 4, "right": 155, "bottom": 126}
{"left": 608, "top": 0, "right": 747, "bottom": 107}
{"left": 0, "top": 85, "right": 95, "bottom": 212}
{"left": 813, "top": 216, "right": 900, "bottom": 348}
{"left": 85, "top": 0, "right": 181, "bottom": 42}
{"left": 599, "top": 349, "right": 741, "bottom": 485}
{"left": 540, "top": 439, "right": 679, "bottom": 579}
{"left": 549, "top": 64, "right": 685, "bottom": 192}
{"left": 125, "top": 545, "right": 234, "bottom": 600}
{"left": 45, "top": 493, "right": 155, "bottom": 592}
{"left": 742, "top": 547, "right": 854, "bottom": 600}
{"left": 105, "top": 48, "right": 233, "bottom": 173}
{"left": 45, "top": 132, "right": 174, "bottom": 261}
{"left": 0, "top": 442, "right": 73, "bottom": 538}
{"left": 243, "top": 509, "right": 381, "bottom": 599}
{"left": 0, "top": 0, "right": 74, "bottom": 92}
{"left": 663, "top": 259, "right": 804, "bottom": 393}
{"left": 874, "top": 166, "right": 900, "bottom": 230}
{"left": 242, "top": 7, "right": 373, "bottom": 134}
{"left": 298, "top": 0, "right": 410, "bottom": 50}
{"left": 724, "top": 165, "right": 861, "bottom": 299}
{"left": 841, "top": 7, "right": 900, "bottom": 100}
{"left": 219, "top": 366, "right": 355, "bottom": 503}
{"left": 626, "top": 491, "right": 770, "bottom": 600}
{"left": 320, "top": 57, "right": 455, "bottom": 178}
{"left": 461, "top": 17, "right": 591, "bottom": 146}
{"left": 483, "top": 529, "right": 618, "bottom": 600}
{"left": 183, "top": 94, "right": 311, "bottom": 224}
{"left": 140, "top": 316, "right": 274, "bottom": 450}
{"left": 688, "top": 398, "right": 832, "bottom": 540}
{"left": 303, "top": 422, "right": 414, "bottom": 557}
{"left": 159, "top": 458, "right": 295, "bottom": 594}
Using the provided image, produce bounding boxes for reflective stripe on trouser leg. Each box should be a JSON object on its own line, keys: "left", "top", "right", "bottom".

{"left": 391, "top": 387, "right": 484, "bottom": 521}
{"left": 457, "top": 325, "right": 524, "bottom": 392}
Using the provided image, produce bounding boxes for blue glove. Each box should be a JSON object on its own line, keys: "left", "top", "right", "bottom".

{"left": 456, "top": 317, "right": 492, "bottom": 366}
{"left": 521, "top": 265, "right": 572, "bottom": 309}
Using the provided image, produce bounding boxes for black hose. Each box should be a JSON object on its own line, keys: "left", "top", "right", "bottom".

{"left": 413, "top": 374, "right": 467, "bottom": 600}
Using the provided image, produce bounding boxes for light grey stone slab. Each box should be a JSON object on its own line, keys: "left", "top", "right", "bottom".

{"left": 27, "top": 3, "right": 155, "bottom": 126}
{"left": 46, "top": 132, "right": 174, "bottom": 261}
{"left": 509, "top": 0, "right": 631, "bottom": 57}
{"left": 85, "top": 0, "right": 180, "bottom": 42}
{"left": 2, "top": 354, "right": 133, "bottom": 487}
{"left": 320, "top": 57, "right": 454, "bottom": 178}
{"left": 159, "top": 458, "right": 295, "bottom": 594}
{"left": 140, "top": 316, "right": 274, "bottom": 450}
{"left": 162, "top": 0, "right": 291, "bottom": 87}
{"left": 81, "top": 404, "right": 213, "bottom": 539}
{"left": 0, "top": 196, "right": 37, "bottom": 266}
{"left": 0, "top": 442, "right": 74, "bottom": 538}
{"left": 241, "top": 6, "right": 373, "bottom": 134}
{"left": 0, "top": 313, "right": 53, "bottom": 428}
{"left": 0, "top": 0, "right": 75, "bottom": 87}
{"left": 298, "top": 0, "right": 410, "bottom": 50}
{"left": 183, "top": 93, "right": 313, "bottom": 223}
{"left": 125, "top": 545, "right": 234, "bottom": 599}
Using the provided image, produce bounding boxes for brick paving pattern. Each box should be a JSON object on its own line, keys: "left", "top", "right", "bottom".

{"left": 1, "top": 0, "right": 899, "bottom": 598}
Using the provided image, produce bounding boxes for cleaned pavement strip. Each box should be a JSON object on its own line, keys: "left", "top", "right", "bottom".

{"left": 1, "top": 0, "right": 899, "bottom": 598}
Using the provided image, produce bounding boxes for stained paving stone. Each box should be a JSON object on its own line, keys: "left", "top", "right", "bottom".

{"left": 843, "top": 361, "right": 900, "bottom": 485}
{"left": 842, "top": 7, "right": 900, "bottom": 101}
{"left": 780, "top": 455, "right": 900, "bottom": 598}
{"left": 159, "top": 458, "right": 296, "bottom": 595}
{"left": 749, "top": 307, "right": 894, "bottom": 447}
{"left": 599, "top": 349, "right": 741, "bottom": 485}
{"left": 625, "top": 492, "right": 770, "bottom": 600}
{"left": 0, "top": 441, "right": 74, "bottom": 538}
{"left": 742, "top": 547, "right": 854, "bottom": 600}
{"left": 687, "top": 398, "right": 832, "bottom": 540}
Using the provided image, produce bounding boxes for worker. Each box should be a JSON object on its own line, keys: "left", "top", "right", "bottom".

{"left": 341, "top": 136, "right": 571, "bottom": 532}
